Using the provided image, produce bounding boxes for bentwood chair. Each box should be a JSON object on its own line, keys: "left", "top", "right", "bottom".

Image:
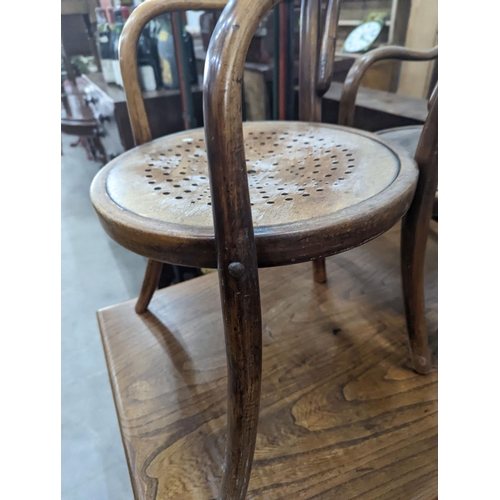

{"left": 90, "top": 0, "right": 438, "bottom": 498}
{"left": 336, "top": 45, "right": 438, "bottom": 219}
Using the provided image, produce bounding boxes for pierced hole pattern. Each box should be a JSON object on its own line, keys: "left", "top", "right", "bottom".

{"left": 141, "top": 128, "right": 357, "bottom": 208}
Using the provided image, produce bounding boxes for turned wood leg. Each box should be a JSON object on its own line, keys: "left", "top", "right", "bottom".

{"left": 312, "top": 258, "right": 327, "bottom": 283}
{"left": 218, "top": 265, "right": 262, "bottom": 500}
{"left": 135, "top": 259, "right": 163, "bottom": 314}
{"left": 401, "top": 158, "right": 438, "bottom": 375}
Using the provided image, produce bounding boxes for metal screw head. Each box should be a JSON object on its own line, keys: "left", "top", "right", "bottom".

{"left": 228, "top": 262, "right": 245, "bottom": 278}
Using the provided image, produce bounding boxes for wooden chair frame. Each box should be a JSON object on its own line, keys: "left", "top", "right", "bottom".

{"left": 335, "top": 46, "right": 438, "bottom": 374}
{"left": 114, "top": 1, "right": 437, "bottom": 497}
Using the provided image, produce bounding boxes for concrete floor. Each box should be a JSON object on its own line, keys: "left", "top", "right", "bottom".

{"left": 62, "top": 135, "right": 142, "bottom": 499}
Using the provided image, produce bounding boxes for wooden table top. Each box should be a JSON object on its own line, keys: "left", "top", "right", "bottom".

{"left": 98, "top": 224, "right": 438, "bottom": 499}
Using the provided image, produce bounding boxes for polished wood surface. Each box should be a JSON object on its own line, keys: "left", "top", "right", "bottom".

{"left": 323, "top": 81, "right": 428, "bottom": 131}
{"left": 117, "top": 0, "right": 227, "bottom": 328}
{"left": 376, "top": 125, "right": 437, "bottom": 221}
{"left": 119, "top": 0, "right": 227, "bottom": 147}
{"left": 135, "top": 259, "right": 163, "bottom": 315}
{"left": 91, "top": 121, "right": 417, "bottom": 269}
{"left": 400, "top": 91, "right": 438, "bottom": 373}
{"left": 103, "top": 122, "right": 404, "bottom": 227}
{"left": 339, "top": 46, "right": 438, "bottom": 128}
{"left": 337, "top": 45, "right": 438, "bottom": 374}
{"left": 91, "top": 2, "right": 438, "bottom": 497}
{"left": 98, "top": 224, "right": 438, "bottom": 500}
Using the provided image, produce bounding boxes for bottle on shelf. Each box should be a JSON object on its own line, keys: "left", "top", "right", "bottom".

{"left": 95, "top": 8, "right": 115, "bottom": 84}
{"left": 111, "top": 6, "right": 130, "bottom": 87}
{"left": 137, "top": 23, "right": 163, "bottom": 91}
{"left": 156, "top": 14, "right": 198, "bottom": 89}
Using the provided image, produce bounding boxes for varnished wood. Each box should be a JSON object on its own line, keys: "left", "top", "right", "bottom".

{"left": 300, "top": 0, "right": 342, "bottom": 282}
{"left": 338, "top": 47, "right": 438, "bottom": 373}
{"left": 91, "top": 121, "right": 418, "bottom": 268}
{"left": 203, "top": 1, "right": 284, "bottom": 496}
{"left": 401, "top": 90, "right": 438, "bottom": 374}
{"left": 323, "top": 81, "right": 428, "bottom": 130}
{"left": 312, "top": 259, "right": 327, "bottom": 283}
{"left": 98, "top": 225, "right": 438, "bottom": 500}
{"left": 298, "top": 0, "right": 321, "bottom": 123}
{"left": 91, "top": 2, "right": 438, "bottom": 497}
{"left": 376, "top": 125, "right": 438, "bottom": 221}
{"left": 317, "top": 0, "right": 342, "bottom": 95}
{"left": 118, "top": 0, "right": 227, "bottom": 146}
{"left": 135, "top": 259, "right": 163, "bottom": 314}
{"left": 118, "top": 0, "right": 228, "bottom": 314}
{"left": 339, "top": 46, "right": 438, "bottom": 128}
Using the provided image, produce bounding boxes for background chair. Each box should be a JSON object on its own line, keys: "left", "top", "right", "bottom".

{"left": 337, "top": 45, "right": 438, "bottom": 219}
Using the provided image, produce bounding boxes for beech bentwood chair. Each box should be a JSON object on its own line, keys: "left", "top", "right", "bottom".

{"left": 90, "top": 0, "right": 438, "bottom": 497}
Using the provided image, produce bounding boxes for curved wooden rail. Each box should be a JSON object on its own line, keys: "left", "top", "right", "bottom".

{"left": 339, "top": 45, "right": 438, "bottom": 127}
{"left": 119, "top": 0, "right": 227, "bottom": 314}
{"left": 119, "top": 0, "right": 227, "bottom": 146}
{"left": 203, "top": 1, "right": 281, "bottom": 496}
{"left": 401, "top": 88, "right": 438, "bottom": 374}
{"left": 316, "top": 0, "right": 342, "bottom": 95}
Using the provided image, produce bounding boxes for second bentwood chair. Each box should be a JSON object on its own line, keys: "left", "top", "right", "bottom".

{"left": 90, "top": 0, "right": 438, "bottom": 498}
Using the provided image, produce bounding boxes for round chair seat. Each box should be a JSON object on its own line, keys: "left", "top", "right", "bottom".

{"left": 376, "top": 125, "right": 423, "bottom": 158}
{"left": 91, "top": 121, "right": 418, "bottom": 268}
{"left": 377, "top": 125, "right": 438, "bottom": 218}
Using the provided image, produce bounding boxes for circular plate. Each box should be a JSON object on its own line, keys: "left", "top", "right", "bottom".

{"left": 91, "top": 121, "right": 418, "bottom": 268}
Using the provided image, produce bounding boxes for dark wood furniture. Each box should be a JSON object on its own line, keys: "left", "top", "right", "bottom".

{"left": 61, "top": 77, "right": 106, "bottom": 163}
{"left": 86, "top": 72, "right": 204, "bottom": 151}
{"left": 98, "top": 224, "right": 438, "bottom": 500}
{"left": 90, "top": 1, "right": 438, "bottom": 498}
{"left": 62, "top": 75, "right": 126, "bottom": 163}
{"left": 335, "top": 45, "right": 438, "bottom": 219}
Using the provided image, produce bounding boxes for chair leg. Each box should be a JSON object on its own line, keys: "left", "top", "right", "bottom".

{"left": 135, "top": 259, "right": 163, "bottom": 314}
{"left": 218, "top": 269, "right": 262, "bottom": 500}
{"left": 401, "top": 166, "right": 438, "bottom": 375}
{"left": 312, "top": 258, "right": 327, "bottom": 283}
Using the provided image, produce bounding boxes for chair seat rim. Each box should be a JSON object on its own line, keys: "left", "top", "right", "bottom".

{"left": 90, "top": 124, "right": 418, "bottom": 268}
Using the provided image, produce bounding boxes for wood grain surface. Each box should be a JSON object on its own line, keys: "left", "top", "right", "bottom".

{"left": 90, "top": 121, "right": 418, "bottom": 269}
{"left": 104, "top": 122, "right": 402, "bottom": 227}
{"left": 98, "top": 224, "right": 438, "bottom": 500}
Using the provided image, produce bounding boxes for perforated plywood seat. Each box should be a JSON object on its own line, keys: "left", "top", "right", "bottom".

{"left": 91, "top": 121, "right": 417, "bottom": 268}
{"left": 90, "top": 0, "right": 438, "bottom": 498}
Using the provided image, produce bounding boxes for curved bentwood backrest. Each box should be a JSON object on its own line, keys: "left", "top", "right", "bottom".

{"left": 119, "top": 0, "right": 227, "bottom": 147}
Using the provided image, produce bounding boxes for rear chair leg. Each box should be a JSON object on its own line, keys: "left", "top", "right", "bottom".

{"left": 312, "top": 258, "right": 327, "bottom": 283}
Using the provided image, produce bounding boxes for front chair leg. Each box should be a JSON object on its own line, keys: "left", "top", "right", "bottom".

{"left": 312, "top": 258, "right": 327, "bottom": 283}
{"left": 218, "top": 266, "right": 262, "bottom": 500}
{"left": 135, "top": 259, "right": 163, "bottom": 314}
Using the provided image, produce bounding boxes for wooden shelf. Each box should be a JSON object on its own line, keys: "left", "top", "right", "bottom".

{"left": 98, "top": 224, "right": 437, "bottom": 500}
